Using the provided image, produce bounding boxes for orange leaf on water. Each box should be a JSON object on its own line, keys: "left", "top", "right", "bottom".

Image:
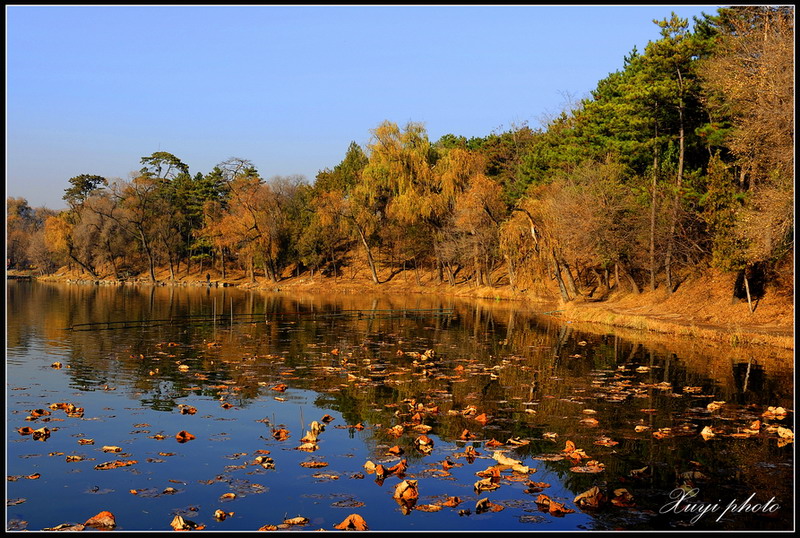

{"left": 334, "top": 514, "right": 368, "bottom": 531}
{"left": 84, "top": 511, "right": 116, "bottom": 529}
{"left": 176, "top": 430, "right": 196, "bottom": 443}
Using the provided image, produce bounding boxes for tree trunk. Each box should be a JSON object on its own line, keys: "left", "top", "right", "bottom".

{"left": 355, "top": 225, "right": 379, "bottom": 284}
{"left": 505, "top": 254, "right": 517, "bottom": 290}
{"left": 561, "top": 258, "right": 580, "bottom": 298}
{"left": 743, "top": 266, "right": 754, "bottom": 313}
{"left": 649, "top": 147, "right": 658, "bottom": 291}
{"left": 552, "top": 249, "right": 571, "bottom": 302}
{"left": 664, "top": 73, "right": 685, "bottom": 295}
{"left": 620, "top": 264, "right": 640, "bottom": 294}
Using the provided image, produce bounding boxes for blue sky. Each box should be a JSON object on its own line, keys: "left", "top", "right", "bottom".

{"left": 6, "top": 5, "right": 720, "bottom": 210}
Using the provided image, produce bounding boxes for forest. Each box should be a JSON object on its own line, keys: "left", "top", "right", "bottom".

{"left": 7, "top": 7, "right": 794, "bottom": 304}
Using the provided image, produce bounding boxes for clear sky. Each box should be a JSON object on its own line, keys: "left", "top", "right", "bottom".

{"left": 6, "top": 4, "right": 721, "bottom": 211}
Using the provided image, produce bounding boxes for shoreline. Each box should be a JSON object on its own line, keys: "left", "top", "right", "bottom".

{"left": 13, "top": 265, "right": 794, "bottom": 351}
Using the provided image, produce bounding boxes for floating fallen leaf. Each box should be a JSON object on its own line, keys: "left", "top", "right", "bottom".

{"left": 579, "top": 417, "right": 600, "bottom": 427}
{"left": 176, "top": 430, "right": 196, "bottom": 443}
{"left": 473, "top": 413, "right": 489, "bottom": 425}
{"left": 32, "top": 427, "right": 51, "bottom": 441}
{"left": 574, "top": 486, "right": 606, "bottom": 509}
{"left": 321, "top": 414, "right": 335, "bottom": 423}
{"left": 570, "top": 460, "right": 605, "bottom": 474}
{"left": 296, "top": 442, "right": 318, "bottom": 452}
{"left": 700, "top": 426, "right": 716, "bottom": 440}
{"left": 475, "top": 498, "right": 504, "bottom": 513}
{"left": 629, "top": 466, "right": 649, "bottom": 478}
{"left": 334, "top": 514, "right": 368, "bottom": 531}
{"left": 179, "top": 405, "right": 197, "bottom": 415}
{"left": 776, "top": 427, "right": 794, "bottom": 442}
{"left": 543, "top": 432, "right": 558, "bottom": 440}
{"left": 611, "top": 488, "right": 636, "bottom": 507}
{"left": 387, "top": 425, "right": 404, "bottom": 437}
{"left": 300, "top": 430, "right": 318, "bottom": 443}
{"left": 170, "top": 515, "right": 203, "bottom": 531}
{"left": 102, "top": 446, "right": 122, "bottom": 453}
{"left": 441, "top": 496, "right": 462, "bottom": 507}
{"left": 17, "top": 426, "right": 34, "bottom": 436}
{"left": 51, "top": 362, "right": 63, "bottom": 369}
{"left": 299, "top": 461, "right": 328, "bottom": 468}
{"left": 272, "top": 428, "right": 290, "bottom": 441}
{"left": 415, "top": 504, "right": 442, "bottom": 512}
{"left": 474, "top": 477, "right": 500, "bottom": 493}
{"left": 310, "top": 421, "right": 325, "bottom": 434}
{"left": 284, "top": 516, "right": 309, "bottom": 526}
{"left": 83, "top": 511, "right": 116, "bottom": 529}
{"left": 562, "top": 440, "right": 577, "bottom": 453}
{"left": 43, "top": 523, "right": 85, "bottom": 531}
{"left": 707, "top": 401, "right": 726, "bottom": 412}
{"left": 25, "top": 473, "right": 41, "bottom": 480}
{"left": 214, "top": 510, "right": 233, "bottom": 521}
{"left": 634, "top": 425, "right": 650, "bottom": 433}
{"left": 485, "top": 438, "right": 504, "bottom": 448}
{"left": 388, "top": 445, "right": 404, "bottom": 456}
{"left": 270, "top": 384, "right": 288, "bottom": 392}
{"left": 535, "top": 494, "right": 575, "bottom": 515}
{"left": 762, "top": 406, "right": 788, "bottom": 419}
{"left": 94, "top": 460, "right": 137, "bottom": 470}
{"left": 78, "top": 438, "right": 94, "bottom": 445}
{"left": 393, "top": 480, "right": 419, "bottom": 502}
{"left": 220, "top": 492, "right": 237, "bottom": 501}
{"left": 594, "top": 436, "right": 618, "bottom": 447}
{"left": 493, "top": 451, "right": 522, "bottom": 467}
{"left": 65, "top": 455, "right": 84, "bottom": 462}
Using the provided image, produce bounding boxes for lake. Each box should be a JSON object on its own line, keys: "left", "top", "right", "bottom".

{"left": 6, "top": 280, "right": 794, "bottom": 531}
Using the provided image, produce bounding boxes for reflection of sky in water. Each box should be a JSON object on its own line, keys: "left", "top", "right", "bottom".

{"left": 6, "top": 281, "right": 794, "bottom": 531}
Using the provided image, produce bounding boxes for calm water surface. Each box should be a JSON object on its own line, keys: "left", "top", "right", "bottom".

{"left": 6, "top": 281, "right": 794, "bottom": 531}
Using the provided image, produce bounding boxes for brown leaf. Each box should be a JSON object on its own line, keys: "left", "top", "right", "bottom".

{"left": 102, "top": 446, "right": 122, "bottom": 453}
{"left": 321, "top": 414, "right": 335, "bottom": 423}
{"left": 272, "top": 428, "right": 290, "bottom": 441}
{"left": 574, "top": 486, "right": 606, "bottom": 509}
{"left": 334, "top": 514, "right": 368, "bottom": 531}
{"left": 415, "top": 504, "right": 442, "bottom": 512}
{"left": 611, "top": 488, "right": 636, "bottom": 507}
{"left": 32, "top": 427, "right": 51, "bottom": 440}
{"left": 84, "top": 511, "right": 116, "bottom": 528}
{"left": 475, "top": 498, "right": 504, "bottom": 513}
{"left": 387, "top": 445, "right": 404, "bottom": 456}
{"left": 93, "top": 460, "right": 137, "bottom": 470}
{"left": 17, "top": 426, "right": 34, "bottom": 436}
{"left": 484, "top": 438, "right": 504, "bottom": 448}
{"left": 170, "top": 515, "right": 202, "bottom": 531}
{"left": 176, "top": 430, "right": 196, "bottom": 443}
{"left": 214, "top": 510, "right": 233, "bottom": 521}
{"left": 299, "top": 461, "right": 328, "bottom": 468}
{"left": 393, "top": 480, "right": 419, "bottom": 502}
{"left": 562, "top": 440, "right": 576, "bottom": 453}
{"left": 474, "top": 477, "right": 500, "bottom": 493}
{"left": 270, "top": 384, "right": 288, "bottom": 392}
{"left": 283, "top": 516, "right": 308, "bottom": 526}
{"left": 441, "top": 496, "right": 462, "bottom": 507}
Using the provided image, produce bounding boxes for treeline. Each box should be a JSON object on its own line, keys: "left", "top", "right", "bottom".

{"left": 7, "top": 8, "right": 793, "bottom": 301}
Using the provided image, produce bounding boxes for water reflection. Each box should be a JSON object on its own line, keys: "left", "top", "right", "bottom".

{"left": 6, "top": 281, "right": 794, "bottom": 531}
